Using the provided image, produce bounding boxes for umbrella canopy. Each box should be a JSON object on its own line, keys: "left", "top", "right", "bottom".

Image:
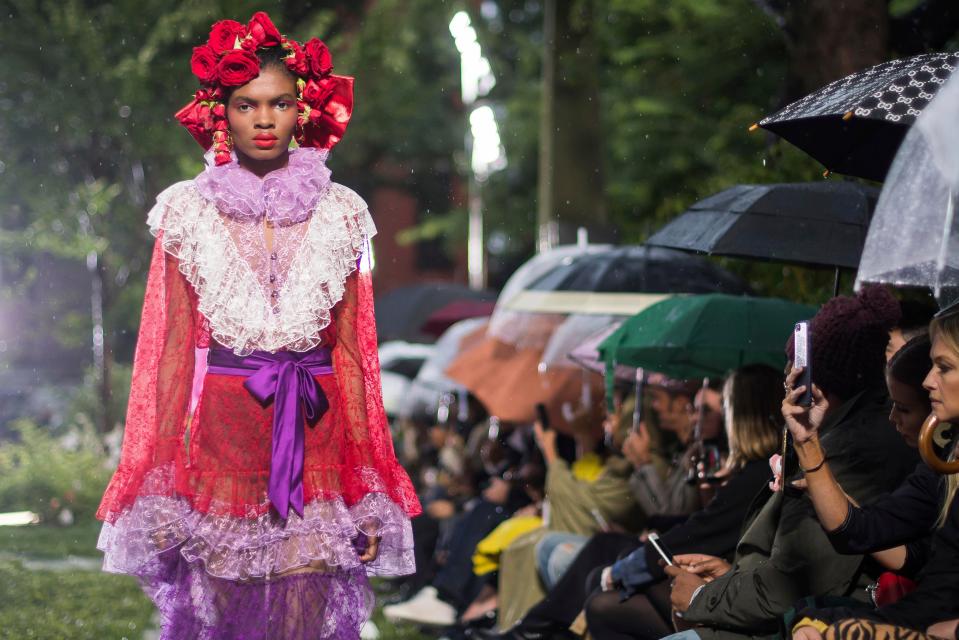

{"left": 445, "top": 333, "right": 604, "bottom": 433}
{"left": 856, "top": 71, "right": 959, "bottom": 306}
{"left": 489, "top": 245, "right": 750, "bottom": 347}
{"left": 420, "top": 300, "right": 496, "bottom": 337}
{"left": 567, "top": 321, "right": 638, "bottom": 383}
{"left": 598, "top": 294, "right": 817, "bottom": 380}
{"left": 757, "top": 52, "right": 958, "bottom": 181}
{"left": 646, "top": 182, "right": 878, "bottom": 269}
{"left": 374, "top": 283, "right": 497, "bottom": 343}
{"left": 539, "top": 314, "right": 623, "bottom": 371}
{"left": 400, "top": 318, "right": 489, "bottom": 422}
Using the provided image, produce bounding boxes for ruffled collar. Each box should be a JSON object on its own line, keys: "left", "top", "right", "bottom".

{"left": 195, "top": 147, "right": 332, "bottom": 225}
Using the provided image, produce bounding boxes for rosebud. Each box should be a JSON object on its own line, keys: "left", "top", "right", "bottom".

{"left": 212, "top": 103, "right": 226, "bottom": 118}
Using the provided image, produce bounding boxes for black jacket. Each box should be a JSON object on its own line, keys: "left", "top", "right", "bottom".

{"left": 828, "top": 461, "right": 942, "bottom": 578}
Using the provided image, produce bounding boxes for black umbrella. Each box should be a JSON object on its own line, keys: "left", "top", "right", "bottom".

{"left": 521, "top": 245, "right": 752, "bottom": 295}
{"left": 647, "top": 182, "right": 878, "bottom": 270}
{"left": 374, "top": 283, "right": 497, "bottom": 343}
{"left": 756, "top": 52, "right": 958, "bottom": 181}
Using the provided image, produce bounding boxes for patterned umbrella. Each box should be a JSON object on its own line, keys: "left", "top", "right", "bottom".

{"left": 757, "top": 52, "right": 958, "bottom": 181}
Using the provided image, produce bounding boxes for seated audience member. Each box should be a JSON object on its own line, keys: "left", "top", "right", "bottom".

{"left": 583, "top": 364, "right": 784, "bottom": 640}
{"left": 790, "top": 311, "right": 959, "bottom": 639}
{"left": 661, "top": 286, "right": 918, "bottom": 640}
{"left": 474, "top": 364, "right": 780, "bottom": 640}
{"left": 885, "top": 298, "right": 936, "bottom": 361}
{"left": 492, "top": 401, "right": 648, "bottom": 630}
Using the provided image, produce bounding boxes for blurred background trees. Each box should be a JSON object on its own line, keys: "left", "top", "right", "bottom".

{"left": 1, "top": 0, "right": 957, "bottom": 433}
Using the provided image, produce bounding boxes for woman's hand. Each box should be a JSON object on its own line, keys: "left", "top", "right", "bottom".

{"left": 928, "top": 619, "right": 959, "bottom": 640}
{"left": 672, "top": 553, "right": 732, "bottom": 581}
{"left": 792, "top": 626, "right": 825, "bottom": 640}
{"left": 533, "top": 420, "right": 559, "bottom": 464}
{"left": 621, "top": 423, "right": 652, "bottom": 468}
{"left": 358, "top": 535, "right": 381, "bottom": 563}
{"left": 782, "top": 366, "right": 829, "bottom": 445}
{"left": 664, "top": 564, "right": 706, "bottom": 613}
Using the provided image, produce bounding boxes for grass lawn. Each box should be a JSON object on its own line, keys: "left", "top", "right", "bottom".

{"left": 0, "top": 522, "right": 430, "bottom": 639}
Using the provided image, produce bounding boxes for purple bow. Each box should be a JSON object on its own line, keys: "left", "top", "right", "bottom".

{"left": 207, "top": 348, "right": 334, "bottom": 520}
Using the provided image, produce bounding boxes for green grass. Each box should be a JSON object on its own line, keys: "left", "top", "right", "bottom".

{"left": 0, "top": 520, "right": 102, "bottom": 559}
{"left": 0, "top": 524, "right": 432, "bottom": 639}
{"left": 0, "top": 559, "right": 153, "bottom": 639}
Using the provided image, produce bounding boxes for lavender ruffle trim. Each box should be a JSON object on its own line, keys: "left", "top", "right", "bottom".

{"left": 98, "top": 491, "right": 415, "bottom": 581}
{"left": 140, "top": 546, "right": 373, "bottom": 639}
{"left": 195, "top": 147, "right": 332, "bottom": 225}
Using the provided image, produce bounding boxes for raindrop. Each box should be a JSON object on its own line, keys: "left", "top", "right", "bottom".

{"left": 119, "top": 105, "right": 132, "bottom": 118}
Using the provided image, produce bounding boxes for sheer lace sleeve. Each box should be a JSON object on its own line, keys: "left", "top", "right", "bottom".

{"left": 97, "top": 233, "right": 196, "bottom": 523}
{"left": 331, "top": 267, "right": 421, "bottom": 519}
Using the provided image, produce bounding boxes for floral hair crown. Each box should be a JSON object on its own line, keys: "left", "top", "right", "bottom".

{"left": 175, "top": 11, "right": 354, "bottom": 166}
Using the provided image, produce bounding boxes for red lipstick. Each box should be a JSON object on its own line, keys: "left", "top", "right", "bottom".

{"left": 253, "top": 133, "right": 278, "bottom": 149}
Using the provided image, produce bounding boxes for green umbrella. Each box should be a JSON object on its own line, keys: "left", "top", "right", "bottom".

{"left": 598, "top": 294, "right": 817, "bottom": 384}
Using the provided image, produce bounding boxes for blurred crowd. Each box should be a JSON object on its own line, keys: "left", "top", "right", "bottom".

{"left": 378, "top": 286, "right": 959, "bottom": 640}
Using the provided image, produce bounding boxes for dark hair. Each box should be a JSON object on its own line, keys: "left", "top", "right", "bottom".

{"left": 887, "top": 333, "right": 933, "bottom": 409}
{"left": 897, "top": 298, "right": 937, "bottom": 340}
{"left": 787, "top": 285, "right": 901, "bottom": 400}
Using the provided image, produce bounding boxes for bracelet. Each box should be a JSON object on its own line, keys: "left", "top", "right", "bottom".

{"left": 800, "top": 453, "right": 827, "bottom": 473}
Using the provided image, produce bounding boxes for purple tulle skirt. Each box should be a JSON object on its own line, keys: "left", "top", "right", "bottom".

{"left": 140, "top": 546, "right": 373, "bottom": 639}
{"left": 98, "top": 467, "right": 415, "bottom": 639}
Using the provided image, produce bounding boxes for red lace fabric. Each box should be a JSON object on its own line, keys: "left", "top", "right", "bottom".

{"left": 97, "top": 236, "right": 421, "bottom": 525}
{"left": 97, "top": 235, "right": 196, "bottom": 522}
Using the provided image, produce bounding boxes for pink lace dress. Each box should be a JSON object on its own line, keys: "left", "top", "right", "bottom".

{"left": 96, "top": 148, "right": 420, "bottom": 639}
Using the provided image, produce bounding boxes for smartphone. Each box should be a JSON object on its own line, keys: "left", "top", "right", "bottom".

{"left": 794, "top": 321, "right": 813, "bottom": 407}
{"left": 647, "top": 532, "right": 674, "bottom": 566}
{"left": 590, "top": 508, "right": 610, "bottom": 532}
{"left": 535, "top": 403, "right": 550, "bottom": 430}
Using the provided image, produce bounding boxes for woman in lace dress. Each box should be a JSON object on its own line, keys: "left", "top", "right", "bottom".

{"left": 95, "top": 12, "right": 420, "bottom": 639}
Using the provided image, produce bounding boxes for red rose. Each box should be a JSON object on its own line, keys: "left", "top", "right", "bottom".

{"left": 214, "top": 151, "right": 233, "bottom": 165}
{"left": 212, "top": 103, "right": 226, "bottom": 118}
{"left": 174, "top": 96, "right": 214, "bottom": 148}
{"left": 247, "top": 11, "right": 282, "bottom": 48}
{"left": 217, "top": 50, "right": 260, "bottom": 87}
{"left": 190, "top": 45, "right": 219, "bottom": 85}
{"left": 208, "top": 19, "right": 246, "bottom": 54}
{"left": 284, "top": 40, "right": 309, "bottom": 76}
{"left": 301, "top": 78, "right": 336, "bottom": 106}
{"left": 304, "top": 38, "right": 333, "bottom": 78}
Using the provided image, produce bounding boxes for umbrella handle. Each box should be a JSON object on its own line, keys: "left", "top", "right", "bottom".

{"left": 918, "top": 414, "right": 959, "bottom": 475}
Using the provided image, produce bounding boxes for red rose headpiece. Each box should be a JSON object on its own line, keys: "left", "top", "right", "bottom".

{"left": 175, "top": 12, "right": 354, "bottom": 165}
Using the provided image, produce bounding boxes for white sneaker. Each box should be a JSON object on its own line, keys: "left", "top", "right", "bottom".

{"left": 382, "top": 586, "right": 457, "bottom": 626}
{"left": 360, "top": 620, "right": 380, "bottom": 639}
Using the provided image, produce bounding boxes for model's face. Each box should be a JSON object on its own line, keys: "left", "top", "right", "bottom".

{"left": 227, "top": 67, "right": 298, "bottom": 169}
{"left": 924, "top": 334, "right": 959, "bottom": 423}
{"left": 887, "top": 374, "right": 928, "bottom": 447}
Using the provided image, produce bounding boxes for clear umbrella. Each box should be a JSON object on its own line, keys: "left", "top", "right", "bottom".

{"left": 856, "top": 71, "right": 959, "bottom": 306}
{"left": 399, "top": 317, "right": 488, "bottom": 421}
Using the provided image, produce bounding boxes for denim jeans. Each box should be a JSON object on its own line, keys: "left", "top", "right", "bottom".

{"left": 534, "top": 532, "right": 589, "bottom": 590}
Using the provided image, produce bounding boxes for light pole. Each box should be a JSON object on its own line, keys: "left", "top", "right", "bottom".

{"left": 449, "top": 11, "right": 505, "bottom": 290}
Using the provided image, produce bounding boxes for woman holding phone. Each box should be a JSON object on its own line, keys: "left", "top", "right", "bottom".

{"left": 787, "top": 312, "right": 959, "bottom": 639}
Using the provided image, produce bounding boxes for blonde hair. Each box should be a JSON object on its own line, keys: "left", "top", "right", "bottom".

{"left": 930, "top": 312, "right": 959, "bottom": 527}
{"left": 722, "top": 364, "right": 783, "bottom": 470}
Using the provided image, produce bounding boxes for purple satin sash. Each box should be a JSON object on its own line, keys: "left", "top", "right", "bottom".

{"left": 207, "top": 347, "right": 334, "bottom": 520}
